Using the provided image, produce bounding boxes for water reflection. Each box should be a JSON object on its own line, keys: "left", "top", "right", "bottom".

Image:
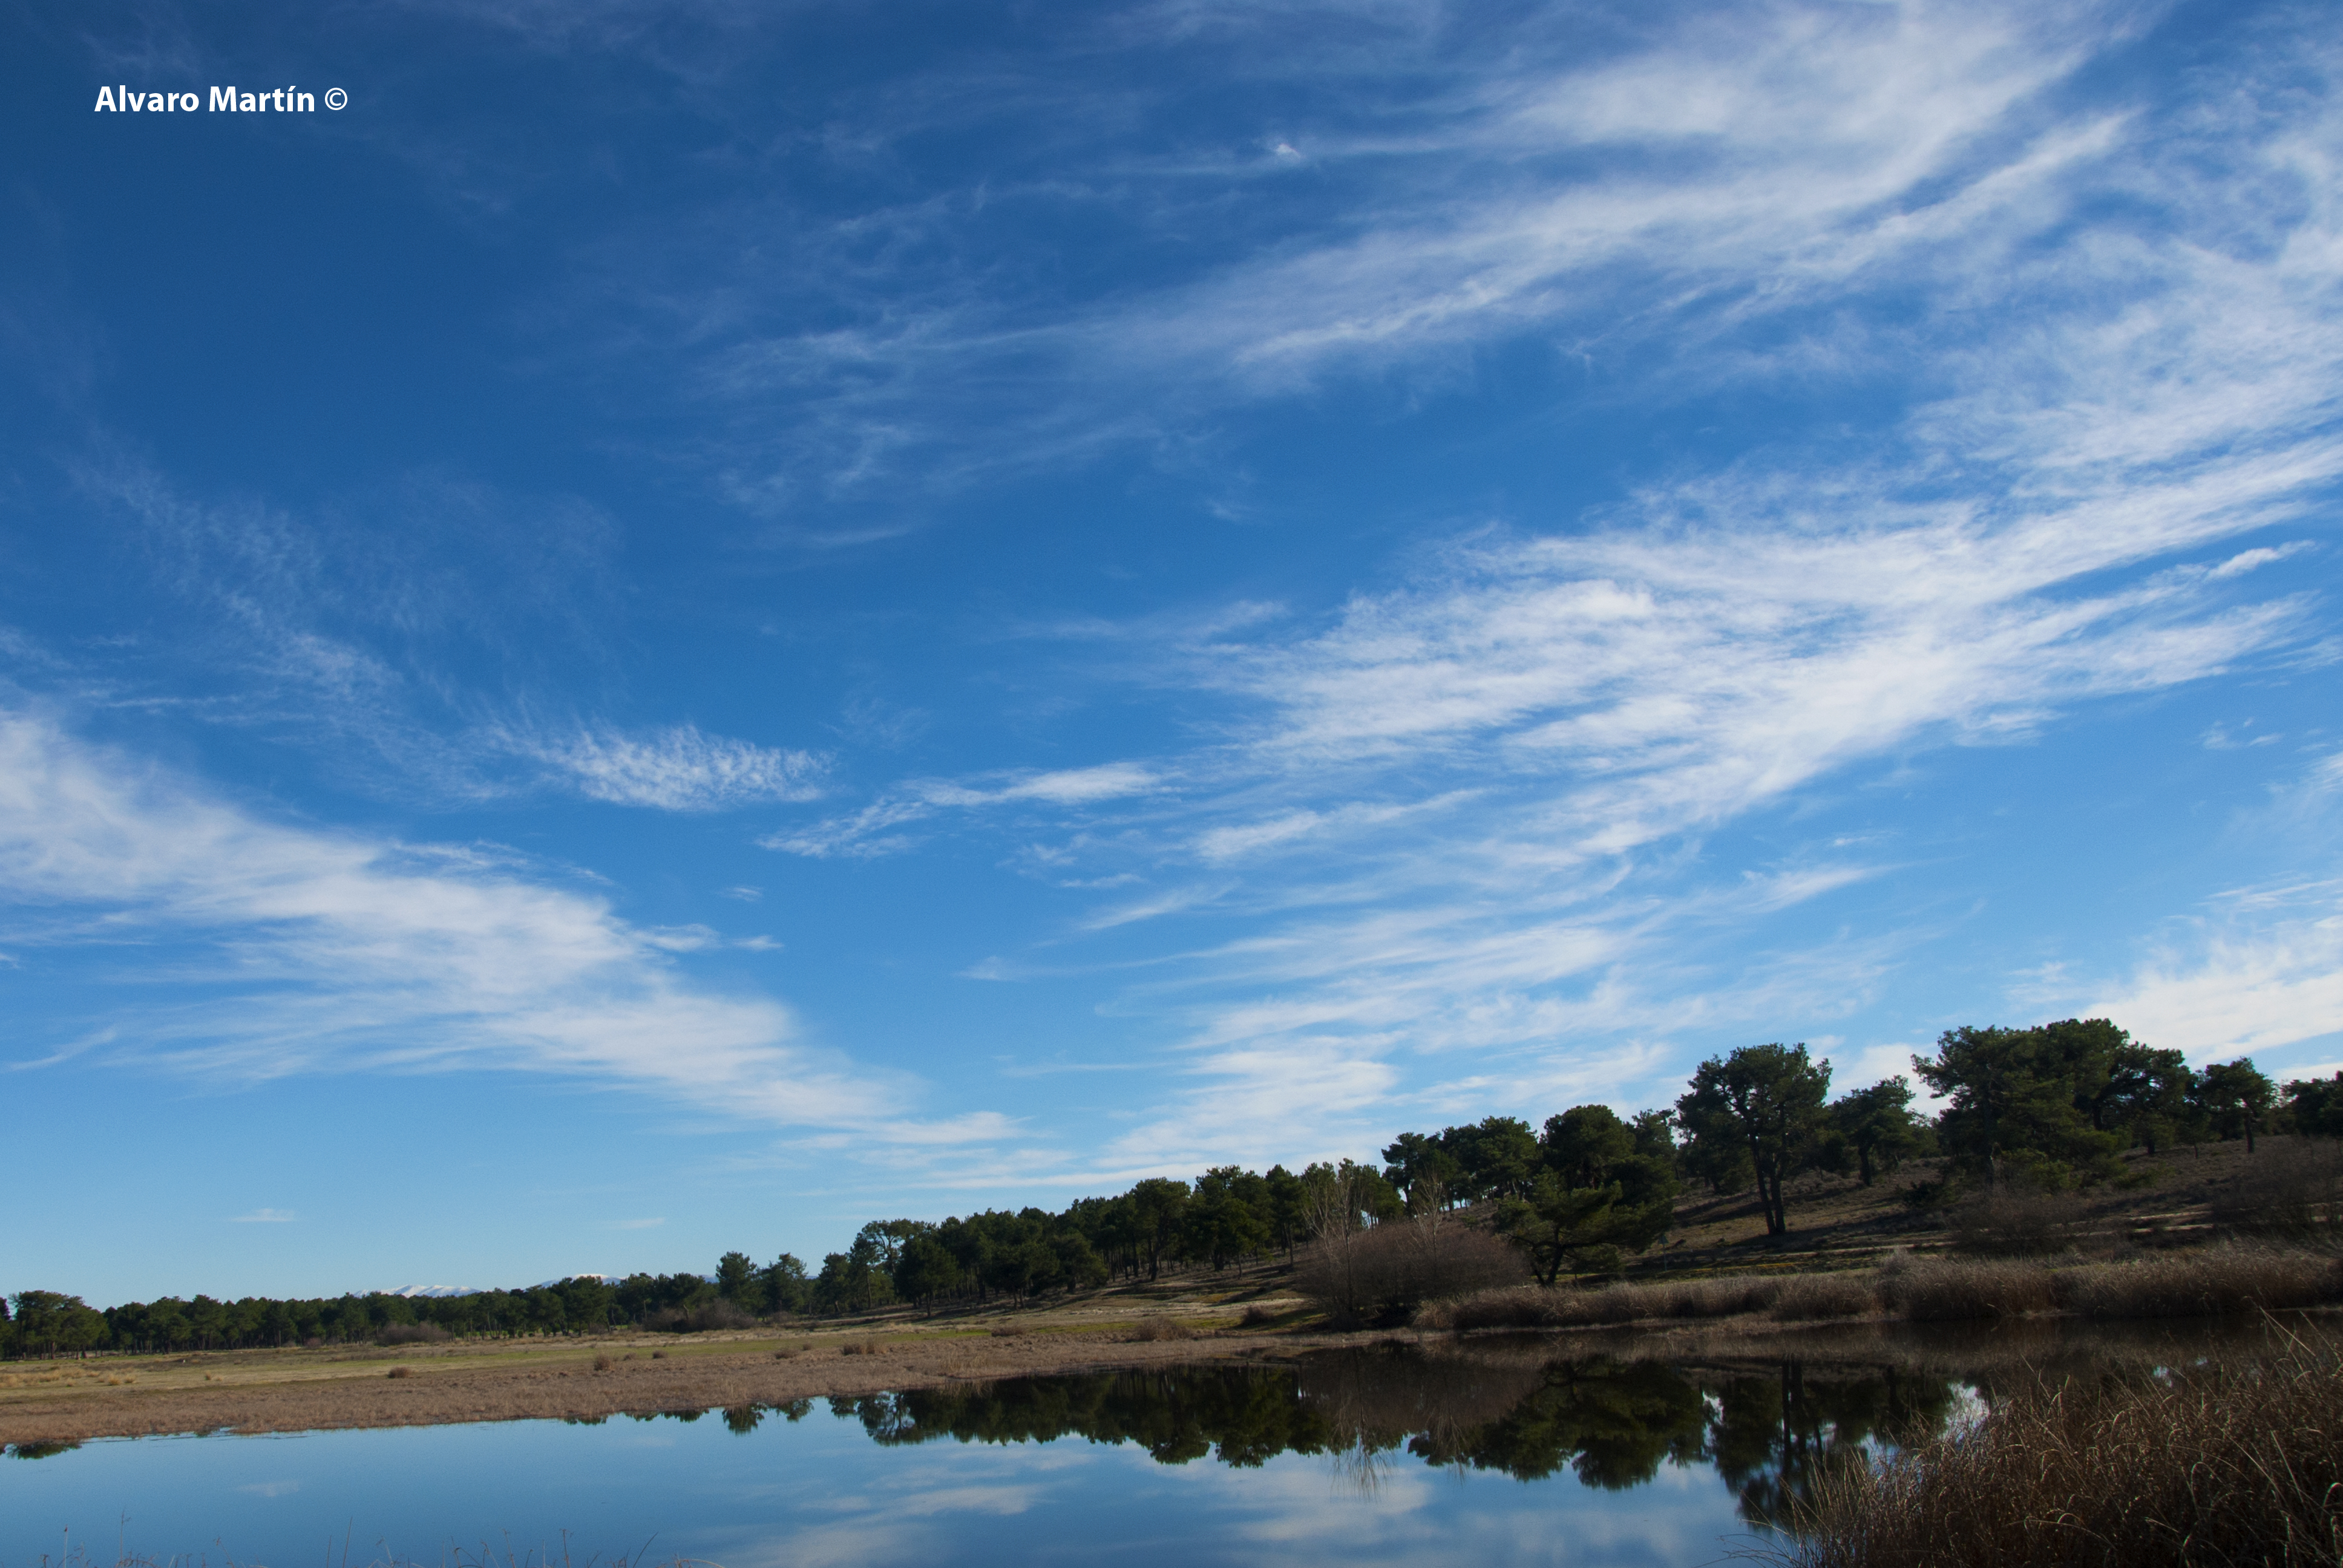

{"left": 615, "top": 1344, "right": 1975, "bottom": 1532}
{"left": 8, "top": 1322, "right": 2323, "bottom": 1568}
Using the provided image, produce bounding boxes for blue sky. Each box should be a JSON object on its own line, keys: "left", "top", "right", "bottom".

{"left": 5, "top": 0, "right": 2341, "bottom": 1304}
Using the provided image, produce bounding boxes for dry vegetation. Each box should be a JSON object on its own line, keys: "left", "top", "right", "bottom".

{"left": 1781, "top": 1332, "right": 2343, "bottom": 1568}
{"left": 1418, "top": 1243, "right": 2342, "bottom": 1330}
{"left": 1294, "top": 1211, "right": 1525, "bottom": 1325}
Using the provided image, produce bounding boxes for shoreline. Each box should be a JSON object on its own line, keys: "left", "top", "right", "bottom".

{"left": 0, "top": 1319, "right": 1380, "bottom": 1446}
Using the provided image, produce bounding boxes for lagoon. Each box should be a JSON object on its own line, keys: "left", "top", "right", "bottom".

{"left": 0, "top": 1327, "right": 2276, "bottom": 1568}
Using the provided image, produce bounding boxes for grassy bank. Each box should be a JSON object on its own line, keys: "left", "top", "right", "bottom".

{"left": 1778, "top": 1333, "right": 2343, "bottom": 1567}
{"left": 1414, "top": 1243, "right": 2343, "bottom": 1330}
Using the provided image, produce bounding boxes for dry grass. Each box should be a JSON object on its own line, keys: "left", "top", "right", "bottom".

{"left": 1419, "top": 1244, "right": 2343, "bottom": 1331}
{"left": 1877, "top": 1256, "right": 2062, "bottom": 1321}
{"left": 1769, "top": 1273, "right": 1881, "bottom": 1322}
{"left": 384, "top": 1367, "right": 413, "bottom": 1379}
{"left": 989, "top": 1322, "right": 1029, "bottom": 1338}
{"left": 591, "top": 1353, "right": 615, "bottom": 1371}
{"left": 1781, "top": 1331, "right": 2343, "bottom": 1567}
{"left": 839, "top": 1339, "right": 883, "bottom": 1356}
{"left": 2054, "top": 1246, "right": 2341, "bottom": 1319}
{"left": 1417, "top": 1270, "right": 1867, "bottom": 1330}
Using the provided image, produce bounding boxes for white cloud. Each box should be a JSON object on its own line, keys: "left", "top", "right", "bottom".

{"left": 0, "top": 706, "right": 911, "bottom": 1129}
{"left": 784, "top": 16, "right": 2343, "bottom": 1166}
{"left": 506, "top": 723, "right": 825, "bottom": 811}
{"left": 641, "top": 0, "right": 2164, "bottom": 498}
{"left": 2084, "top": 883, "right": 2343, "bottom": 1066}
{"left": 763, "top": 762, "right": 1159, "bottom": 858}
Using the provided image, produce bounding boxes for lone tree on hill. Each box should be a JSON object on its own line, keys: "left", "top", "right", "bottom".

{"left": 1676, "top": 1043, "right": 1831, "bottom": 1237}
{"left": 2194, "top": 1059, "right": 2277, "bottom": 1153}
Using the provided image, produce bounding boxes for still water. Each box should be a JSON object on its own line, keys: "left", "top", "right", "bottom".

{"left": 0, "top": 1331, "right": 2222, "bottom": 1568}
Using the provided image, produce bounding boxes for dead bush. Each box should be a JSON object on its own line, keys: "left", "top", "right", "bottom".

{"left": 385, "top": 1366, "right": 413, "bottom": 1379}
{"left": 1947, "top": 1184, "right": 2085, "bottom": 1256}
{"left": 644, "top": 1300, "right": 756, "bottom": 1334}
{"left": 2209, "top": 1136, "right": 2343, "bottom": 1237}
{"left": 773, "top": 1346, "right": 801, "bottom": 1360}
{"left": 375, "top": 1323, "right": 452, "bottom": 1347}
{"left": 1128, "top": 1318, "right": 1196, "bottom": 1341}
{"left": 1297, "top": 1214, "right": 1527, "bottom": 1327}
{"left": 591, "top": 1353, "right": 615, "bottom": 1371}
{"left": 1239, "top": 1304, "right": 1277, "bottom": 1327}
{"left": 839, "top": 1339, "right": 883, "bottom": 1356}
{"left": 989, "top": 1322, "right": 1029, "bottom": 1338}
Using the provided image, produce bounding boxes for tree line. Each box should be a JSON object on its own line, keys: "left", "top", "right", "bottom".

{"left": 7, "top": 1018, "right": 2332, "bottom": 1359}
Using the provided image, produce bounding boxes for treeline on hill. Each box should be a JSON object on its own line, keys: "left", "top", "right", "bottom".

{"left": 7, "top": 1019, "right": 2335, "bottom": 1357}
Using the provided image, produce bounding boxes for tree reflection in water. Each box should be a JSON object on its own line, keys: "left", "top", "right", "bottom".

{"left": 698, "top": 1345, "right": 1971, "bottom": 1530}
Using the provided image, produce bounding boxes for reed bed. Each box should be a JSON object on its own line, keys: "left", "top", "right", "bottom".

{"left": 1780, "top": 1336, "right": 2343, "bottom": 1567}
{"left": 1415, "top": 1244, "right": 2342, "bottom": 1331}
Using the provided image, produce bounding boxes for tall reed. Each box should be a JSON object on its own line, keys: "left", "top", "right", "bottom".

{"left": 1781, "top": 1332, "right": 2343, "bottom": 1567}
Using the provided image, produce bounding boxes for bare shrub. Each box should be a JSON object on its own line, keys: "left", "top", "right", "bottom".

{"left": 1947, "top": 1185, "right": 2084, "bottom": 1256}
{"left": 1128, "top": 1318, "right": 1196, "bottom": 1342}
{"left": 649, "top": 1350, "right": 667, "bottom": 1360}
{"left": 591, "top": 1353, "right": 615, "bottom": 1371}
{"left": 1239, "top": 1304, "right": 1277, "bottom": 1327}
{"left": 2210, "top": 1136, "right": 2343, "bottom": 1237}
{"left": 385, "top": 1366, "right": 413, "bottom": 1379}
{"left": 839, "top": 1339, "right": 883, "bottom": 1356}
{"left": 375, "top": 1323, "right": 452, "bottom": 1347}
{"left": 1877, "top": 1255, "right": 2059, "bottom": 1320}
{"left": 989, "top": 1322, "right": 1029, "bottom": 1338}
{"left": 1786, "top": 1339, "right": 2343, "bottom": 1568}
{"left": 1297, "top": 1214, "right": 1527, "bottom": 1327}
{"left": 773, "top": 1347, "right": 801, "bottom": 1361}
{"left": 644, "top": 1301, "right": 756, "bottom": 1334}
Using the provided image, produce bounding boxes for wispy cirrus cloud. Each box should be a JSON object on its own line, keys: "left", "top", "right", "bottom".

{"left": 762, "top": 763, "right": 1160, "bottom": 858}
{"left": 578, "top": 0, "right": 2159, "bottom": 505}
{"left": 746, "top": 10, "right": 2343, "bottom": 1169}
{"left": 500, "top": 722, "right": 827, "bottom": 810}
{"left": 0, "top": 704, "right": 945, "bottom": 1134}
